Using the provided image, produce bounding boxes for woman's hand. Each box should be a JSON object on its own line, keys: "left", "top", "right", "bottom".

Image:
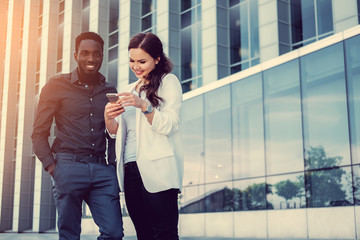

{"left": 118, "top": 92, "right": 148, "bottom": 110}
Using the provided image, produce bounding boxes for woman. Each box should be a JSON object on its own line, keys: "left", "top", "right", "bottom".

{"left": 104, "top": 32, "right": 183, "bottom": 240}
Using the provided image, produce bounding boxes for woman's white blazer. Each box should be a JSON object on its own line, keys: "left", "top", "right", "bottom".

{"left": 114, "top": 74, "right": 183, "bottom": 193}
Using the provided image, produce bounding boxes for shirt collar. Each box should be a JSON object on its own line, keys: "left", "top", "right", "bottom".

{"left": 70, "top": 68, "right": 106, "bottom": 86}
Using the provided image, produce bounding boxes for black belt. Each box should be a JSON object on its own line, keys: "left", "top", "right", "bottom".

{"left": 55, "top": 153, "right": 109, "bottom": 165}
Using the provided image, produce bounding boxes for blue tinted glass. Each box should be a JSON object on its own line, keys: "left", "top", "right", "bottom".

{"left": 232, "top": 74, "right": 265, "bottom": 179}
{"left": 305, "top": 167, "right": 353, "bottom": 207}
{"left": 316, "top": 0, "right": 333, "bottom": 35}
{"left": 345, "top": 36, "right": 360, "bottom": 164}
{"left": 267, "top": 173, "right": 305, "bottom": 209}
{"left": 233, "top": 178, "right": 268, "bottom": 210}
{"left": 301, "top": 43, "right": 351, "bottom": 169}
{"left": 182, "top": 96, "right": 205, "bottom": 186}
{"left": 204, "top": 86, "right": 232, "bottom": 183}
{"left": 264, "top": 60, "right": 304, "bottom": 175}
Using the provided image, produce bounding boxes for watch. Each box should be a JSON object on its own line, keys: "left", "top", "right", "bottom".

{"left": 142, "top": 104, "right": 153, "bottom": 114}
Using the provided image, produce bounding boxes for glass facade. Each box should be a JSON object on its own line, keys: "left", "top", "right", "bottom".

{"left": 180, "top": 0, "right": 202, "bottom": 93}
{"left": 180, "top": 35, "right": 360, "bottom": 214}
{"left": 229, "top": 0, "right": 260, "bottom": 74}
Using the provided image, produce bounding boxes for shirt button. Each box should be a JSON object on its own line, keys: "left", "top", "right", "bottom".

{"left": 90, "top": 113, "right": 93, "bottom": 116}
{"left": 90, "top": 98, "right": 93, "bottom": 101}
{"left": 85, "top": 85, "right": 88, "bottom": 88}
{"left": 92, "top": 143, "right": 95, "bottom": 146}
{"left": 91, "top": 128, "right": 94, "bottom": 131}
{"left": 90, "top": 154, "right": 93, "bottom": 157}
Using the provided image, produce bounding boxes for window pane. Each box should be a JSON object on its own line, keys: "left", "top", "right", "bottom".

{"left": 109, "top": 32, "right": 118, "bottom": 48}
{"left": 205, "top": 182, "right": 233, "bottom": 212}
{"left": 232, "top": 74, "right": 265, "bottom": 179}
{"left": 109, "top": 0, "right": 119, "bottom": 32}
{"left": 82, "top": 8, "right": 89, "bottom": 32}
{"left": 108, "top": 46, "right": 118, "bottom": 62}
{"left": 233, "top": 178, "right": 268, "bottom": 210}
{"left": 181, "top": 0, "right": 193, "bottom": 11}
{"left": 291, "top": 0, "right": 316, "bottom": 44}
{"left": 179, "top": 185, "right": 205, "bottom": 213}
{"left": 82, "top": 0, "right": 90, "bottom": 9}
{"left": 230, "top": 0, "right": 240, "bottom": 7}
{"left": 108, "top": 61, "right": 118, "bottom": 88}
{"left": 264, "top": 60, "right": 304, "bottom": 175}
{"left": 204, "top": 86, "right": 232, "bottom": 183}
{"left": 57, "top": 25, "right": 63, "bottom": 61}
{"left": 345, "top": 36, "right": 360, "bottom": 164}
{"left": 142, "top": 14, "right": 152, "bottom": 31}
{"left": 182, "top": 96, "right": 205, "bottom": 186}
{"left": 278, "top": 0, "right": 289, "bottom": 22}
{"left": 239, "top": 3, "right": 249, "bottom": 61}
{"left": 194, "top": 22, "right": 202, "bottom": 75}
{"left": 267, "top": 173, "right": 305, "bottom": 210}
{"left": 249, "top": 0, "right": 259, "bottom": 59}
{"left": 316, "top": 0, "right": 333, "bottom": 35}
{"left": 230, "top": 6, "right": 240, "bottom": 64}
{"left": 181, "top": 10, "right": 192, "bottom": 28}
{"left": 306, "top": 167, "right": 353, "bottom": 207}
{"left": 181, "top": 28, "right": 192, "bottom": 79}
{"left": 142, "top": 0, "right": 153, "bottom": 15}
{"left": 301, "top": 43, "right": 351, "bottom": 169}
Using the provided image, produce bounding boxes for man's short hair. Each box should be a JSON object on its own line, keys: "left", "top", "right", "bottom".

{"left": 75, "top": 32, "right": 104, "bottom": 53}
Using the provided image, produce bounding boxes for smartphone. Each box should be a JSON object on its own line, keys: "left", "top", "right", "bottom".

{"left": 106, "top": 93, "right": 119, "bottom": 103}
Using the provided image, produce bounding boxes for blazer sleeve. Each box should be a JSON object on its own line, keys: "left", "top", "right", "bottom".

{"left": 151, "top": 74, "right": 182, "bottom": 136}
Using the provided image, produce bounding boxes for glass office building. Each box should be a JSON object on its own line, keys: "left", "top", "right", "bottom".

{"left": 0, "top": 0, "right": 360, "bottom": 239}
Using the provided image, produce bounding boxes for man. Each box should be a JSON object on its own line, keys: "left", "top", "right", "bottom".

{"left": 32, "top": 32, "right": 123, "bottom": 240}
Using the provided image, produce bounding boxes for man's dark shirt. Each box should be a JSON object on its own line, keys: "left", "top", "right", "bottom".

{"left": 31, "top": 69, "right": 117, "bottom": 170}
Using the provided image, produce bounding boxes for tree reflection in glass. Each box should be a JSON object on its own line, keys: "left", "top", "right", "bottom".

{"left": 303, "top": 146, "right": 354, "bottom": 207}
{"left": 267, "top": 173, "right": 305, "bottom": 209}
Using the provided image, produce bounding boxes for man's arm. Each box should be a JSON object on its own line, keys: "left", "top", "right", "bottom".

{"left": 31, "top": 79, "right": 58, "bottom": 172}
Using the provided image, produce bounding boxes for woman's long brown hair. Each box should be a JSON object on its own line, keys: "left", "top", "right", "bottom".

{"left": 128, "top": 32, "right": 173, "bottom": 108}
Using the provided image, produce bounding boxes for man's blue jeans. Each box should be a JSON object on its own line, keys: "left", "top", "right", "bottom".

{"left": 52, "top": 153, "right": 124, "bottom": 240}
